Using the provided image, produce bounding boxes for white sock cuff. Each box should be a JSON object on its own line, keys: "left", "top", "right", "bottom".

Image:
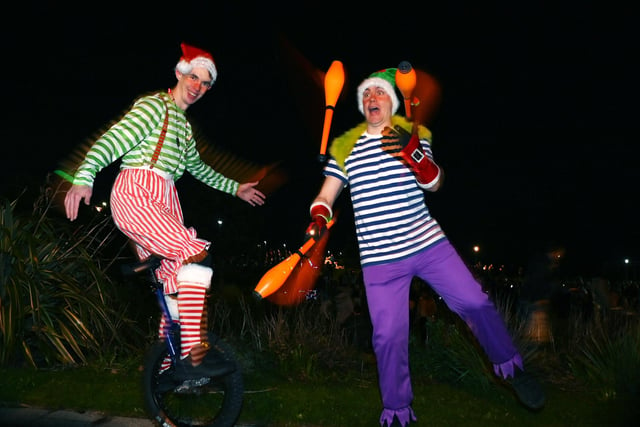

{"left": 177, "top": 263, "right": 213, "bottom": 289}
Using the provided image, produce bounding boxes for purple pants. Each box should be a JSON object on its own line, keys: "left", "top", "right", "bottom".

{"left": 362, "top": 239, "right": 522, "bottom": 427}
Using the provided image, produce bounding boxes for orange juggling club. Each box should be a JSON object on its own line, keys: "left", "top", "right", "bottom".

{"left": 253, "top": 218, "right": 335, "bottom": 300}
{"left": 319, "top": 60, "right": 345, "bottom": 162}
{"left": 395, "top": 61, "right": 417, "bottom": 119}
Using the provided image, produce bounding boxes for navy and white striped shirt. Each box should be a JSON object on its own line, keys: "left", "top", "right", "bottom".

{"left": 324, "top": 132, "right": 446, "bottom": 267}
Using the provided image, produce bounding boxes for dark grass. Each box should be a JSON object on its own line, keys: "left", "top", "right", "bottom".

{"left": 3, "top": 185, "right": 639, "bottom": 426}
{"left": 2, "top": 361, "right": 639, "bottom": 427}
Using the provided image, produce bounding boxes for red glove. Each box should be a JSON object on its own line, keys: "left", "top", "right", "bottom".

{"left": 305, "top": 202, "right": 332, "bottom": 240}
{"left": 381, "top": 126, "right": 441, "bottom": 189}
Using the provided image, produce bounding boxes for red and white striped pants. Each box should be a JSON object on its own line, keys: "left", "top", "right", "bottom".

{"left": 109, "top": 168, "right": 210, "bottom": 295}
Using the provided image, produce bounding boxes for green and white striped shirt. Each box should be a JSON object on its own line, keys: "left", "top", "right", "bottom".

{"left": 73, "top": 91, "right": 239, "bottom": 196}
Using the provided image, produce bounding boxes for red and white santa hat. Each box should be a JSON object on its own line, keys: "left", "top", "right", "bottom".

{"left": 175, "top": 42, "right": 217, "bottom": 83}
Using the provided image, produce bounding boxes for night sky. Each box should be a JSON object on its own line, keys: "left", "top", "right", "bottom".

{"left": 5, "top": 2, "right": 637, "bottom": 276}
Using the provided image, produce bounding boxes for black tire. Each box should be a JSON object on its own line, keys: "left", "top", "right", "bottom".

{"left": 143, "top": 331, "right": 244, "bottom": 427}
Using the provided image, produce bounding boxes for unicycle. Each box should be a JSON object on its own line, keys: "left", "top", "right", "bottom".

{"left": 122, "top": 256, "right": 244, "bottom": 427}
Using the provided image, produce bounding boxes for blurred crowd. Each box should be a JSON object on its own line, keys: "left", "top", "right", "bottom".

{"left": 214, "top": 245, "right": 639, "bottom": 348}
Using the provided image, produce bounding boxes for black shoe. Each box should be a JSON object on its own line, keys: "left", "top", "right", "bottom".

{"left": 508, "top": 368, "right": 546, "bottom": 410}
{"left": 201, "top": 345, "right": 237, "bottom": 373}
{"left": 174, "top": 355, "right": 236, "bottom": 381}
{"left": 156, "top": 371, "right": 179, "bottom": 393}
{"left": 201, "top": 355, "right": 237, "bottom": 377}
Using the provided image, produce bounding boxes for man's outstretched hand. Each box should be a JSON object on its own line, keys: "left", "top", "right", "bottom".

{"left": 65, "top": 184, "right": 93, "bottom": 221}
{"left": 236, "top": 181, "right": 266, "bottom": 206}
{"left": 380, "top": 126, "right": 411, "bottom": 157}
{"left": 381, "top": 126, "right": 441, "bottom": 190}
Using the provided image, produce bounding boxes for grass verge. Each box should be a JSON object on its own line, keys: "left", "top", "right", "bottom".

{"left": 2, "top": 364, "right": 639, "bottom": 426}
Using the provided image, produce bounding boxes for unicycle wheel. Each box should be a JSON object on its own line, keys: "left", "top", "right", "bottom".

{"left": 143, "top": 331, "right": 244, "bottom": 427}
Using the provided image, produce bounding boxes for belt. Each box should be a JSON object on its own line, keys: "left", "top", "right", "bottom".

{"left": 124, "top": 166, "right": 173, "bottom": 180}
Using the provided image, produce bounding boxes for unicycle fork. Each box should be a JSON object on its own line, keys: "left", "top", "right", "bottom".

{"left": 121, "top": 256, "right": 244, "bottom": 427}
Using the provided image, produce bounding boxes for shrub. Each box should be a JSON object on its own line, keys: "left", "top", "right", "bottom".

{"left": 0, "top": 179, "right": 140, "bottom": 368}
{"left": 567, "top": 308, "right": 640, "bottom": 398}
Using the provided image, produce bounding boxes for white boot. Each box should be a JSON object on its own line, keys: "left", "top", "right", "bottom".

{"left": 177, "top": 263, "right": 213, "bottom": 289}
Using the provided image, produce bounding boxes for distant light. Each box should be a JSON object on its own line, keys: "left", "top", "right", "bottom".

{"left": 217, "top": 219, "right": 223, "bottom": 226}
{"left": 473, "top": 245, "right": 480, "bottom": 253}
{"left": 624, "top": 258, "right": 629, "bottom": 264}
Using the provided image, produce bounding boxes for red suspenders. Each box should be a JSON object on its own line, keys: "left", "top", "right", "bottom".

{"left": 149, "top": 98, "right": 169, "bottom": 169}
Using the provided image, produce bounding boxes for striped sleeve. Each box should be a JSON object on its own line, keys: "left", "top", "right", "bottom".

{"left": 184, "top": 143, "right": 239, "bottom": 196}
{"left": 73, "top": 95, "right": 164, "bottom": 186}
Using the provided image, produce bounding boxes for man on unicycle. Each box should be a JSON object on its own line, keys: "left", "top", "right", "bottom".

{"left": 63, "top": 42, "right": 266, "bottom": 381}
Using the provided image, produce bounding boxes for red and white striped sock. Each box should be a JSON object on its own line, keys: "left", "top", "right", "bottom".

{"left": 177, "top": 283, "right": 207, "bottom": 361}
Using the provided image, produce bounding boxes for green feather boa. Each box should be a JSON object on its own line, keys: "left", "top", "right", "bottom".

{"left": 328, "top": 116, "right": 433, "bottom": 172}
